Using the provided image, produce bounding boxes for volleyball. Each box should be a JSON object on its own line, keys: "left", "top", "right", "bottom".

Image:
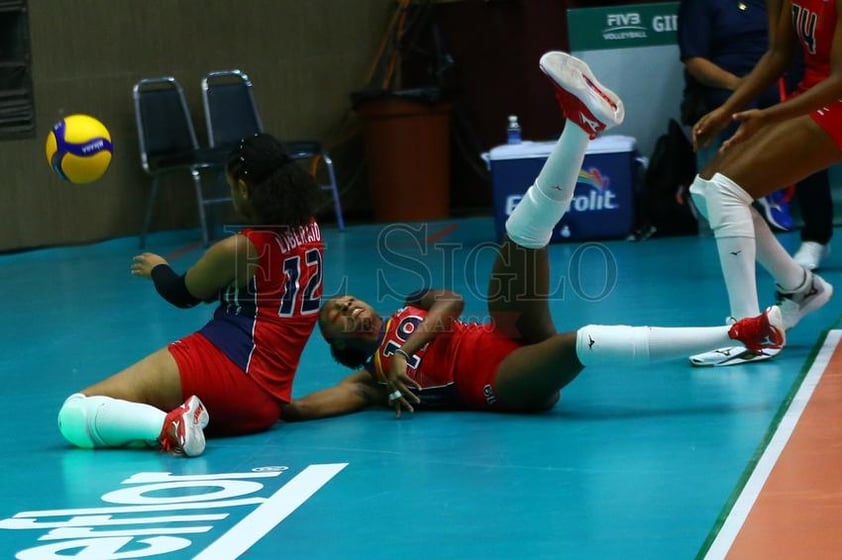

{"left": 45, "top": 114, "right": 113, "bottom": 184}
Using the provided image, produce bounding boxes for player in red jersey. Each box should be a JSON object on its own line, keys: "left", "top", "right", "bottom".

{"left": 282, "top": 52, "right": 786, "bottom": 420}
{"left": 57, "top": 133, "right": 325, "bottom": 456}
{"left": 687, "top": 0, "right": 839, "bottom": 366}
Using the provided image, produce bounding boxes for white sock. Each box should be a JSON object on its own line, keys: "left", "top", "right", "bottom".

{"left": 715, "top": 237, "right": 759, "bottom": 319}
{"left": 751, "top": 207, "right": 807, "bottom": 291}
{"left": 707, "top": 173, "right": 760, "bottom": 320}
{"left": 58, "top": 393, "right": 166, "bottom": 448}
{"left": 576, "top": 324, "right": 734, "bottom": 366}
{"left": 534, "top": 123, "right": 590, "bottom": 203}
{"left": 505, "top": 123, "right": 590, "bottom": 248}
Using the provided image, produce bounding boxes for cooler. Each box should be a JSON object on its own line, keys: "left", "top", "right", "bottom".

{"left": 486, "top": 134, "right": 639, "bottom": 242}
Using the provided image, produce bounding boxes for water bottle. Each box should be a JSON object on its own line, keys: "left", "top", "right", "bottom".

{"left": 506, "top": 115, "right": 522, "bottom": 144}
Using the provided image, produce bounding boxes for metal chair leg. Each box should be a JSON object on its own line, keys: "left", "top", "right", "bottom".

{"left": 139, "top": 175, "right": 160, "bottom": 249}
{"left": 322, "top": 152, "right": 345, "bottom": 230}
{"left": 191, "top": 168, "right": 210, "bottom": 247}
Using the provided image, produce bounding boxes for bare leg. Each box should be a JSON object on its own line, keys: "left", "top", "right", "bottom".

{"left": 494, "top": 310, "right": 785, "bottom": 411}
{"left": 82, "top": 347, "right": 184, "bottom": 411}
{"left": 58, "top": 348, "right": 189, "bottom": 450}
{"left": 494, "top": 331, "right": 581, "bottom": 410}
{"left": 487, "top": 240, "right": 556, "bottom": 344}
{"left": 703, "top": 115, "right": 840, "bottom": 196}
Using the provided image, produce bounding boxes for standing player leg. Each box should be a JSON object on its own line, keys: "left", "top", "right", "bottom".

{"left": 690, "top": 115, "right": 837, "bottom": 344}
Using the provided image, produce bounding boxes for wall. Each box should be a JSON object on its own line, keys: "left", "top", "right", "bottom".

{"left": 413, "top": 0, "right": 571, "bottom": 213}
{"left": 1, "top": 0, "right": 738, "bottom": 252}
{"left": 566, "top": 1, "right": 684, "bottom": 159}
{"left": 0, "top": 0, "right": 394, "bottom": 252}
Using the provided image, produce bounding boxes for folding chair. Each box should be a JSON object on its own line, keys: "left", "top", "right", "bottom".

{"left": 201, "top": 69, "right": 345, "bottom": 230}
{"left": 132, "top": 76, "right": 229, "bottom": 248}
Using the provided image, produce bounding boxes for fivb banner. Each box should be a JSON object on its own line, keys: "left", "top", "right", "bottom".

{"left": 567, "top": 2, "right": 680, "bottom": 51}
{"left": 565, "top": 1, "right": 683, "bottom": 160}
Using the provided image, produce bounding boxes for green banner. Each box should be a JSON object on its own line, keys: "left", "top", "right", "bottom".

{"left": 567, "top": 2, "right": 679, "bottom": 51}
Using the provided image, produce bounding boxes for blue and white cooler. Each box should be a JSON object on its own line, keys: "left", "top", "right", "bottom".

{"left": 486, "top": 134, "right": 639, "bottom": 243}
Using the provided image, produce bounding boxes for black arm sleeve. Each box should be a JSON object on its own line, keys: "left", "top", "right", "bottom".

{"left": 150, "top": 264, "right": 202, "bottom": 309}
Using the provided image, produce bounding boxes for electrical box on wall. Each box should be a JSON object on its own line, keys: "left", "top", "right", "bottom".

{"left": 0, "top": 0, "right": 35, "bottom": 139}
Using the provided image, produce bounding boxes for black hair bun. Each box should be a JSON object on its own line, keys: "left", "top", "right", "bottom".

{"left": 228, "top": 132, "right": 291, "bottom": 182}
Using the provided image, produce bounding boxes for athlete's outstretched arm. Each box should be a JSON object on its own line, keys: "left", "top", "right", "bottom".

{"left": 132, "top": 233, "right": 254, "bottom": 307}
{"left": 282, "top": 371, "right": 386, "bottom": 421}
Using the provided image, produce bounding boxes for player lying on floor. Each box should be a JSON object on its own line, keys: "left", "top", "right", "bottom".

{"left": 282, "top": 51, "right": 785, "bottom": 421}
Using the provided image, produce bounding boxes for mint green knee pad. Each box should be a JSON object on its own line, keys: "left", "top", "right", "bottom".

{"left": 57, "top": 393, "right": 97, "bottom": 449}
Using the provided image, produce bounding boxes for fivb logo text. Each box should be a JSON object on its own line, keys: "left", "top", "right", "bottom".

{"left": 0, "top": 464, "right": 346, "bottom": 559}
{"left": 604, "top": 12, "right": 677, "bottom": 40}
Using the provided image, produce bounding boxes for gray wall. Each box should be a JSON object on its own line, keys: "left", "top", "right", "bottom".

{"left": 573, "top": 45, "right": 683, "bottom": 161}
{"left": 0, "top": 0, "right": 394, "bottom": 251}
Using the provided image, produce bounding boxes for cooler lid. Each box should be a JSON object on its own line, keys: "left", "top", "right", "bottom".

{"left": 485, "top": 134, "right": 637, "bottom": 161}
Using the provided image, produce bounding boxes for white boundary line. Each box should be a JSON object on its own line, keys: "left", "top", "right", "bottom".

{"left": 704, "top": 330, "right": 842, "bottom": 560}
{"left": 194, "top": 463, "right": 347, "bottom": 560}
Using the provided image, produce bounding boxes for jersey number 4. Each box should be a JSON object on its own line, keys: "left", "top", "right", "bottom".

{"left": 279, "top": 248, "right": 323, "bottom": 317}
{"left": 791, "top": 5, "right": 818, "bottom": 55}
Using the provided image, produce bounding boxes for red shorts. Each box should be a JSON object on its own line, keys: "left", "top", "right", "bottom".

{"left": 451, "top": 327, "right": 522, "bottom": 410}
{"left": 809, "top": 98, "right": 842, "bottom": 150}
{"left": 168, "top": 332, "right": 283, "bottom": 437}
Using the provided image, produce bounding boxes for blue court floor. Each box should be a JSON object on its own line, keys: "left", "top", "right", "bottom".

{"left": 0, "top": 217, "right": 838, "bottom": 559}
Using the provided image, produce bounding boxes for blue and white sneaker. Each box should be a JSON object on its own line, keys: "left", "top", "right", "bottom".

{"left": 755, "top": 190, "right": 793, "bottom": 232}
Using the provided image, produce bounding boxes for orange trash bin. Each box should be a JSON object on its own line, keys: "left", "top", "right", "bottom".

{"left": 353, "top": 89, "right": 451, "bottom": 222}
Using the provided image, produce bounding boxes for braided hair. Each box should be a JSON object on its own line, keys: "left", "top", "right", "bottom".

{"left": 329, "top": 343, "right": 370, "bottom": 369}
{"left": 316, "top": 313, "right": 370, "bottom": 369}
{"left": 226, "top": 133, "right": 318, "bottom": 227}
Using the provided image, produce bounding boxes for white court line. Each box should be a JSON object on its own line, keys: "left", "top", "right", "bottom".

{"left": 704, "top": 330, "right": 842, "bottom": 560}
{"left": 193, "top": 463, "right": 348, "bottom": 560}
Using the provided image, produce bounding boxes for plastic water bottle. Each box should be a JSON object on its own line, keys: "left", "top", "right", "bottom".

{"left": 506, "top": 115, "right": 522, "bottom": 144}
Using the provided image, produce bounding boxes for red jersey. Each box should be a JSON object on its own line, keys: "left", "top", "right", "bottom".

{"left": 199, "top": 220, "right": 324, "bottom": 402}
{"left": 363, "top": 305, "right": 522, "bottom": 409}
{"left": 792, "top": 0, "right": 836, "bottom": 91}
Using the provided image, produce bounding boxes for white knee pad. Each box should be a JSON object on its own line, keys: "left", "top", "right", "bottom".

{"left": 705, "top": 173, "right": 754, "bottom": 238}
{"left": 689, "top": 175, "right": 710, "bottom": 220}
{"left": 505, "top": 184, "right": 567, "bottom": 249}
{"left": 576, "top": 324, "right": 651, "bottom": 367}
{"left": 58, "top": 393, "right": 98, "bottom": 449}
